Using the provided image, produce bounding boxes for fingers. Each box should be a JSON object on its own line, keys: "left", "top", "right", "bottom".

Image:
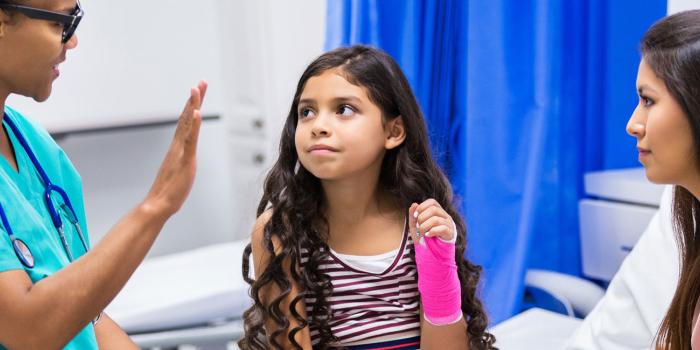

{"left": 174, "top": 82, "right": 207, "bottom": 148}
{"left": 409, "top": 202, "right": 420, "bottom": 243}
{"left": 184, "top": 109, "right": 202, "bottom": 157}
{"left": 198, "top": 80, "right": 208, "bottom": 104}
{"left": 411, "top": 199, "right": 454, "bottom": 241}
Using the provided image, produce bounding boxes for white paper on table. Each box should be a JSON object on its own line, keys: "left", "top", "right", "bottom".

{"left": 106, "top": 240, "right": 252, "bottom": 333}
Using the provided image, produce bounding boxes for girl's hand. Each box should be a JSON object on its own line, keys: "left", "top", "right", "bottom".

{"left": 142, "top": 81, "right": 208, "bottom": 218}
{"left": 409, "top": 199, "right": 455, "bottom": 243}
{"left": 409, "top": 199, "right": 462, "bottom": 325}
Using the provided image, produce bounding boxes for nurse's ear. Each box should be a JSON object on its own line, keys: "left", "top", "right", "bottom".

{"left": 0, "top": 10, "right": 10, "bottom": 39}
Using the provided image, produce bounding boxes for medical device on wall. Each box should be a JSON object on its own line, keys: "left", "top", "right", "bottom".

{"left": 579, "top": 168, "right": 664, "bottom": 282}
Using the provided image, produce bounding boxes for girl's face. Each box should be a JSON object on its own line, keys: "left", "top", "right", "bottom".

{"left": 294, "top": 69, "right": 404, "bottom": 181}
{"left": 627, "top": 59, "right": 698, "bottom": 186}
{"left": 0, "top": 0, "right": 78, "bottom": 102}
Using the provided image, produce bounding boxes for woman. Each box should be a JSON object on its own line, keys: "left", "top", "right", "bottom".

{"left": 0, "top": 0, "right": 206, "bottom": 348}
{"left": 625, "top": 9, "right": 700, "bottom": 350}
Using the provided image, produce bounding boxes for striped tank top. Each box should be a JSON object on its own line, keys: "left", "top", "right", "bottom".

{"left": 300, "top": 225, "right": 421, "bottom": 348}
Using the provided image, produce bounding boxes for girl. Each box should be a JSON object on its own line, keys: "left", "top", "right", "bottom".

{"left": 240, "top": 45, "right": 495, "bottom": 349}
{"left": 625, "top": 9, "right": 700, "bottom": 350}
{"left": 0, "top": 0, "right": 206, "bottom": 348}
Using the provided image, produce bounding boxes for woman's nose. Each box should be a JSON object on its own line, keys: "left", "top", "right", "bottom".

{"left": 626, "top": 107, "right": 646, "bottom": 138}
{"left": 65, "top": 34, "right": 78, "bottom": 49}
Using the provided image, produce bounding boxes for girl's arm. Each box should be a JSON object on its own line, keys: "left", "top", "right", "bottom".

{"left": 0, "top": 82, "right": 207, "bottom": 349}
{"left": 250, "top": 211, "right": 313, "bottom": 349}
{"left": 420, "top": 311, "right": 469, "bottom": 350}
{"left": 410, "top": 200, "right": 470, "bottom": 350}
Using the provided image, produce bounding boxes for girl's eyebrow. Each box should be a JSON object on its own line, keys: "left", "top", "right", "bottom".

{"left": 299, "top": 96, "right": 363, "bottom": 105}
{"left": 333, "top": 96, "right": 362, "bottom": 104}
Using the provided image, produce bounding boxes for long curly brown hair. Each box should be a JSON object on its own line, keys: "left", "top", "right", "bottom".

{"left": 239, "top": 45, "right": 496, "bottom": 350}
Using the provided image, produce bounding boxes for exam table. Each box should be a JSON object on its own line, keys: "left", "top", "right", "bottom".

{"left": 106, "top": 240, "right": 251, "bottom": 349}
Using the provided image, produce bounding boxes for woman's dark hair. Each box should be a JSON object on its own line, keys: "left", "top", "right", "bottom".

{"left": 238, "top": 45, "right": 496, "bottom": 349}
{"left": 642, "top": 10, "right": 700, "bottom": 350}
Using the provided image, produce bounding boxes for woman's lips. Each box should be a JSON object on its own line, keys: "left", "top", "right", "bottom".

{"left": 638, "top": 147, "right": 651, "bottom": 158}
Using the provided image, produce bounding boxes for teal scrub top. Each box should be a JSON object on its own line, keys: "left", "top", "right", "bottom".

{"left": 0, "top": 106, "right": 97, "bottom": 350}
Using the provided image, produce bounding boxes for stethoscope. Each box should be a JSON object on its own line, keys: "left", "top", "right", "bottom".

{"left": 0, "top": 113, "right": 89, "bottom": 268}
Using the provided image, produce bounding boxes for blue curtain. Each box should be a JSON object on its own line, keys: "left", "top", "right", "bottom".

{"left": 325, "top": 0, "right": 665, "bottom": 324}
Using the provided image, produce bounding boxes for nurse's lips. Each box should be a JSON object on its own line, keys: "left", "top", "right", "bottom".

{"left": 52, "top": 58, "right": 65, "bottom": 77}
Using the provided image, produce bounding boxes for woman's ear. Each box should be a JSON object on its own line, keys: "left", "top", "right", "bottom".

{"left": 385, "top": 116, "right": 406, "bottom": 150}
{"left": 0, "top": 10, "right": 12, "bottom": 39}
{"left": 0, "top": 13, "right": 7, "bottom": 39}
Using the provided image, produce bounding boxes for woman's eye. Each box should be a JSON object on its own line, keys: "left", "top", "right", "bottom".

{"left": 299, "top": 108, "right": 315, "bottom": 118}
{"left": 641, "top": 96, "right": 654, "bottom": 107}
{"left": 338, "top": 105, "right": 355, "bottom": 116}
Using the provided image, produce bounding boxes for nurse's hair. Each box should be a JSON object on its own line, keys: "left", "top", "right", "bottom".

{"left": 642, "top": 9, "right": 700, "bottom": 350}
{"left": 239, "top": 45, "right": 496, "bottom": 350}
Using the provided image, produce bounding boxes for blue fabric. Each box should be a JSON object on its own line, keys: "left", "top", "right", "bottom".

{"left": 325, "top": 0, "right": 665, "bottom": 324}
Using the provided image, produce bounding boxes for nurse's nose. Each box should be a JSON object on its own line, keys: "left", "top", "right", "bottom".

{"left": 65, "top": 33, "right": 78, "bottom": 50}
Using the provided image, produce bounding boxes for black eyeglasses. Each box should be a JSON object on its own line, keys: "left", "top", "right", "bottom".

{"left": 0, "top": 1, "right": 83, "bottom": 44}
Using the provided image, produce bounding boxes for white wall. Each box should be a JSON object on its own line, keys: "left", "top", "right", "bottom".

{"left": 7, "top": 0, "right": 225, "bottom": 133}
{"left": 668, "top": 0, "right": 700, "bottom": 13}
{"left": 9, "top": 1, "right": 327, "bottom": 256}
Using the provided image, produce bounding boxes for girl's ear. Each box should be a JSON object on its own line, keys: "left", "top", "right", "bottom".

{"left": 385, "top": 116, "right": 406, "bottom": 150}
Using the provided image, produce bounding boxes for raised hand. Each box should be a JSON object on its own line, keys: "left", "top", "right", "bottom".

{"left": 142, "top": 80, "right": 208, "bottom": 218}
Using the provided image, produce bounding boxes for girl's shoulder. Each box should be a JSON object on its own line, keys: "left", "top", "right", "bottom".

{"left": 250, "top": 209, "right": 283, "bottom": 257}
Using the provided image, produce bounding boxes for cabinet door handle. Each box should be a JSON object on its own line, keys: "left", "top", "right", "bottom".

{"left": 253, "top": 153, "right": 265, "bottom": 165}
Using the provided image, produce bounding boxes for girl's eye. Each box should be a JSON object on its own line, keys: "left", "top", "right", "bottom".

{"left": 299, "top": 108, "right": 315, "bottom": 119}
{"left": 337, "top": 105, "right": 355, "bottom": 116}
{"left": 641, "top": 96, "right": 654, "bottom": 107}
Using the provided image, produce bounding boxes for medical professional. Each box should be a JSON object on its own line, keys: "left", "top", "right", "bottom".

{"left": 569, "top": 9, "right": 700, "bottom": 350}
{"left": 566, "top": 185, "right": 679, "bottom": 349}
{"left": 0, "top": 0, "right": 207, "bottom": 349}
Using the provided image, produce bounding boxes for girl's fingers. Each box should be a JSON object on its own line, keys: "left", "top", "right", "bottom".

{"left": 419, "top": 216, "right": 448, "bottom": 234}
{"left": 413, "top": 198, "right": 454, "bottom": 241}
{"left": 415, "top": 198, "right": 442, "bottom": 213}
{"left": 424, "top": 224, "right": 453, "bottom": 240}
{"left": 409, "top": 202, "right": 420, "bottom": 242}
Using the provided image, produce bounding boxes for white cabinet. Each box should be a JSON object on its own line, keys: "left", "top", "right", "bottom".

{"left": 578, "top": 168, "right": 664, "bottom": 281}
